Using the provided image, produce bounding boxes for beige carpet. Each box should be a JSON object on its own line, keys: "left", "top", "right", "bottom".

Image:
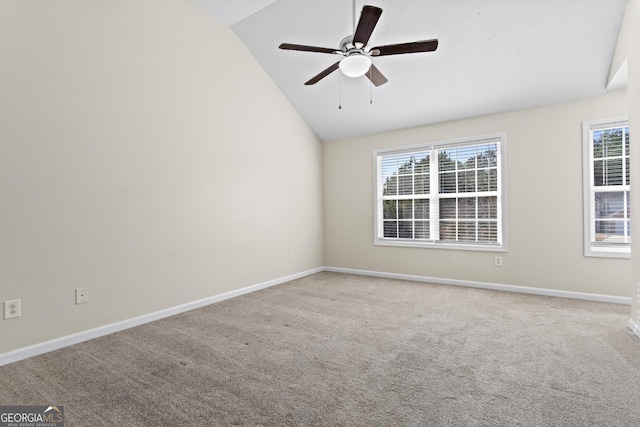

{"left": 1, "top": 271, "right": 640, "bottom": 426}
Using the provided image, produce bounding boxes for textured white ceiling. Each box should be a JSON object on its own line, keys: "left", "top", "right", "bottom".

{"left": 196, "top": 0, "right": 628, "bottom": 142}
{"left": 191, "top": 0, "right": 276, "bottom": 25}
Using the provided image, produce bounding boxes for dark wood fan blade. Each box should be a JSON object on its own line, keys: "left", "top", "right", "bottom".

{"left": 371, "top": 39, "right": 439, "bottom": 56}
{"left": 305, "top": 61, "right": 341, "bottom": 85}
{"left": 279, "top": 43, "right": 337, "bottom": 54}
{"left": 353, "top": 5, "right": 383, "bottom": 46}
{"left": 366, "top": 64, "right": 388, "bottom": 87}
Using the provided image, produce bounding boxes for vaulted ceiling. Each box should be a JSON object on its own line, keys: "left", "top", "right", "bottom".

{"left": 194, "top": 0, "right": 628, "bottom": 142}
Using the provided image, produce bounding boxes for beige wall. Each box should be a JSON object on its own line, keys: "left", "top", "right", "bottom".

{"left": 628, "top": 0, "right": 640, "bottom": 330}
{"left": 324, "top": 90, "right": 630, "bottom": 297}
{"left": 0, "top": 0, "right": 323, "bottom": 353}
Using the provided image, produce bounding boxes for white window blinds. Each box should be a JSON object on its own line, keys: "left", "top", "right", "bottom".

{"left": 583, "top": 118, "right": 630, "bottom": 257}
{"left": 375, "top": 134, "right": 505, "bottom": 250}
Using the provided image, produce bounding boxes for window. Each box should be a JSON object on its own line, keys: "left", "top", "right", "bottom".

{"left": 583, "top": 117, "right": 630, "bottom": 258}
{"left": 374, "top": 134, "right": 506, "bottom": 251}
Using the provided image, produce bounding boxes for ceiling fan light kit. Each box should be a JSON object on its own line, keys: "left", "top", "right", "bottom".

{"left": 339, "top": 55, "right": 372, "bottom": 78}
{"left": 279, "top": 4, "right": 438, "bottom": 87}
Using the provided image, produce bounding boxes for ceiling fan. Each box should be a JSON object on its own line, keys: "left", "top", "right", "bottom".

{"left": 279, "top": 4, "right": 439, "bottom": 86}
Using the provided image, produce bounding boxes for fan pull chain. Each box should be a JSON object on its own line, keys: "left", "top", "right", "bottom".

{"left": 338, "top": 73, "right": 342, "bottom": 109}
{"left": 369, "top": 70, "right": 373, "bottom": 104}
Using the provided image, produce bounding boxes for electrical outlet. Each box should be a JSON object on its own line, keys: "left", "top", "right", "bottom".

{"left": 4, "top": 299, "right": 21, "bottom": 320}
{"left": 289, "top": 251, "right": 294, "bottom": 261}
{"left": 494, "top": 256, "right": 503, "bottom": 267}
{"left": 76, "top": 287, "right": 89, "bottom": 304}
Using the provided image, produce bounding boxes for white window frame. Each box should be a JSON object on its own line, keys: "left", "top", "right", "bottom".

{"left": 582, "top": 116, "right": 630, "bottom": 258}
{"left": 373, "top": 133, "right": 507, "bottom": 252}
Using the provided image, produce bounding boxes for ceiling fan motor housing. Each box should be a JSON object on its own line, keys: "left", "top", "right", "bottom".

{"left": 339, "top": 35, "right": 369, "bottom": 55}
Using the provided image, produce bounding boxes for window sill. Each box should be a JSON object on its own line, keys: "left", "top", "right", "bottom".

{"left": 584, "top": 247, "right": 630, "bottom": 259}
{"left": 375, "top": 239, "right": 506, "bottom": 252}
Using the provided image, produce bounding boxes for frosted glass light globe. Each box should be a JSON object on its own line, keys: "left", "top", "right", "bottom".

{"left": 339, "top": 55, "right": 372, "bottom": 78}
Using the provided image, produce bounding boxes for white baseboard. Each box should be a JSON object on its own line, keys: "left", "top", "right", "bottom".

{"left": 324, "top": 266, "right": 631, "bottom": 305}
{"left": 0, "top": 267, "right": 323, "bottom": 367}
{"left": 629, "top": 319, "right": 640, "bottom": 340}
{"left": 1, "top": 265, "right": 632, "bottom": 367}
